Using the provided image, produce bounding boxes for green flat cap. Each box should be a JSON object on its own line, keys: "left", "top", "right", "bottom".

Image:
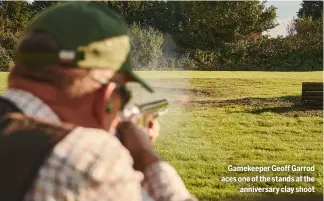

{"left": 16, "top": 2, "right": 153, "bottom": 93}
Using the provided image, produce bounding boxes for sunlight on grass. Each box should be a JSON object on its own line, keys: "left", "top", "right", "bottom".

{"left": 0, "top": 71, "right": 322, "bottom": 201}
{"left": 136, "top": 71, "right": 323, "bottom": 201}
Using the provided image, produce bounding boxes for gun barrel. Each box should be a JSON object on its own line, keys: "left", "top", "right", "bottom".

{"left": 136, "top": 99, "right": 168, "bottom": 113}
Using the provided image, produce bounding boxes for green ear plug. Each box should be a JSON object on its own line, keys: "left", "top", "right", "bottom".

{"left": 106, "top": 103, "right": 113, "bottom": 112}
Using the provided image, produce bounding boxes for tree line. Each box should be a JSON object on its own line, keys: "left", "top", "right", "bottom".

{"left": 0, "top": 1, "right": 323, "bottom": 71}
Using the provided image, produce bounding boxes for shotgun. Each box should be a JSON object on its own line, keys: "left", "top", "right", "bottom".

{"left": 119, "top": 99, "right": 169, "bottom": 128}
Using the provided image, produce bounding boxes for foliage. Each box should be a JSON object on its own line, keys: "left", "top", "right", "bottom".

{"left": 292, "top": 17, "right": 323, "bottom": 36}
{"left": 29, "top": 1, "right": 63, "bottom": 14}
{"left": 177, "top": 1, "right": 277, "bottom": 50}
{"left": 181, "top": 29, "right": 322, "bottom": 71}
{"left": 0, "top": 1, "right": 32, "bottom": 34}
{"left": 0, "top": 1, "right": 32, "bottom": 55}
{"left": 182, "top": 10, "right": 323, "bottom": 71}
{"left": 95, "top": 1, "right": 278, "bottom": 51}
{"left": 159, "top": 53, "right": 198, "bottom": 71}
{"left": 129, "top": 23, "right": 164, "bottom": 70}
{"left": 0, "top": 47, "right": 13, "bottom": 72}
{"left": 129, "top": 23, "right": 197, "bottom": 71}
{"left": 0, "top": 1, "right": 322, "bottom": 72}
{"left": 297, "top": 0, "right": 323, "bottom": 20}
{"left": 95, "top": 1, "right": 184, "bottom": 34}
{"left": 0, "top": 31, "right": 18, "bottom": 59}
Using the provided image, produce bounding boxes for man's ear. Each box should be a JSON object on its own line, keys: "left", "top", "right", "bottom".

{"left": 94, "top": 83, "right": 115, "bottom": 125}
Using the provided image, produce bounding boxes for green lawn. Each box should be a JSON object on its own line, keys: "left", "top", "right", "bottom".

{"left": 0, "top": 73, "right": 7, "bottom": 93}
{"left": 0, "top": 71, "right": 323, "bottom": 201}
{"left": 134, "top": 71, "right": 323, "bottom": 201}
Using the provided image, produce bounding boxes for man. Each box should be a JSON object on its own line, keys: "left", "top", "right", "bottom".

{"left": 0, "top": 2, "right": 197, "bottom": 201}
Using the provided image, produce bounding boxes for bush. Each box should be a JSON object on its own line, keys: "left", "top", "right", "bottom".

{"left": 159, "top": 53, "right": 198, "bottom": 70}
{"left": 238, "top": 18, "right": 323, "bottom": 71}
{"left": 0, "top": 46, "right": 14, "bottom": 71}
{"left": 129, "top": 23, "right": 198, "bottom": 70}
{"left": 206, "top": 23, "right": 322, "bottom": 71}
{"left": 0, "top": 16, "right": 321, "bottom": 72}
{"left": 0, "top": 30, "right": 20, "bottom": 72}
{"left": 129, "top": 23, "right": 164, "bottom": 70}
{"left": 175, "top": 17, "right": 322, "bottom": 71}
{"left": 190, "top": 50, "right": 220, "bottom": 70}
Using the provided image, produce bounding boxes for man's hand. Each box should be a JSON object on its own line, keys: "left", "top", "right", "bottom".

{"left": 120, "top": 113, "right": 161, "bottom": 143}
{"left": 117, "top": 121, "right": 161, "bottom": 172}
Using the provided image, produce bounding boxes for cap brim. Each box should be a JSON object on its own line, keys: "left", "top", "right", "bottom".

{"left": 127, "top": 71, "right": 154, "bottom": 93}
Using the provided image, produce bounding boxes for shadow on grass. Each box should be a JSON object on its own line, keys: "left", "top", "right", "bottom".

{"left": 186, "top": 96, "right": 301, "bottom": 106}
{"left": 155, "top": 87, "right": 213, "bottom": 96}
{"left": 185, "top": 96, "right": 322, "bottom": 117}
{"left": 247, "top": 96, "right": 322, "bottom": 117}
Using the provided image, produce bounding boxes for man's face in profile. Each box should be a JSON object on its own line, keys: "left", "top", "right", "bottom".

{"left": 100, "top": 72, "right": 129, "bottom": 133}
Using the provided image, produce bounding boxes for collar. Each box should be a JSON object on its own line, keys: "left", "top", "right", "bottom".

{"left": 1, "top": 88, "right": 62, "bottom": 125}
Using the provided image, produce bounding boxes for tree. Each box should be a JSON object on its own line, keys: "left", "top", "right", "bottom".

{"left": 92, "top": 1, "right": 184, "bottom": 34}
{"left": 285, "top": 1, "right": 323, "bottom": 71}
{"left": 128, "top": 1, "right": 184, "bottom": 33}
{"left": 0, "top": 1, "right": 32, "bottom": 57}
{"left": 0, "top": 1, "right": 32, "bottom": 34}
{"left": 288, "top": 0, "right": 323, "bottom": 37}
{"left": 0, "top": 46, "right": 13, "bottom": 71}
{"left": 297, "top": 1, "right": 323, "bottom": 20}
{"left": 90, "top": 1, "right": 146, "bottom": 24}
{"left": 30, "top": 1, "right": 63, "bottom": 15}
{"left": 104, "top": 1, "right": 277, "bottom": 50}
{"left": 175, "top": 1, "right": 278, "bottom": 50}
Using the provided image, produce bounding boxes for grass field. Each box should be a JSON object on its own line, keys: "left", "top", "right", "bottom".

{"left": 134, "top": 71, "right": 323, "bottom": 201}
{"left": 0, "top": 71, "right": 323, "bottom": 201}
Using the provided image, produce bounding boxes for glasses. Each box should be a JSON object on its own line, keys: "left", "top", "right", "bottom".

{"left": 112, "top": 84, "right": 132, "bottom": 111}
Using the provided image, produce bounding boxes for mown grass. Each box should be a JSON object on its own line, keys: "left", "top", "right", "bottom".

{"left": 134, "top": 71, "right": 323, "bottom": 201}
{"left": 0, "top": 73, "right": 7, "bottom": 93}
{"left": 0, "top": 71, "right": 323, "bottom": 201}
